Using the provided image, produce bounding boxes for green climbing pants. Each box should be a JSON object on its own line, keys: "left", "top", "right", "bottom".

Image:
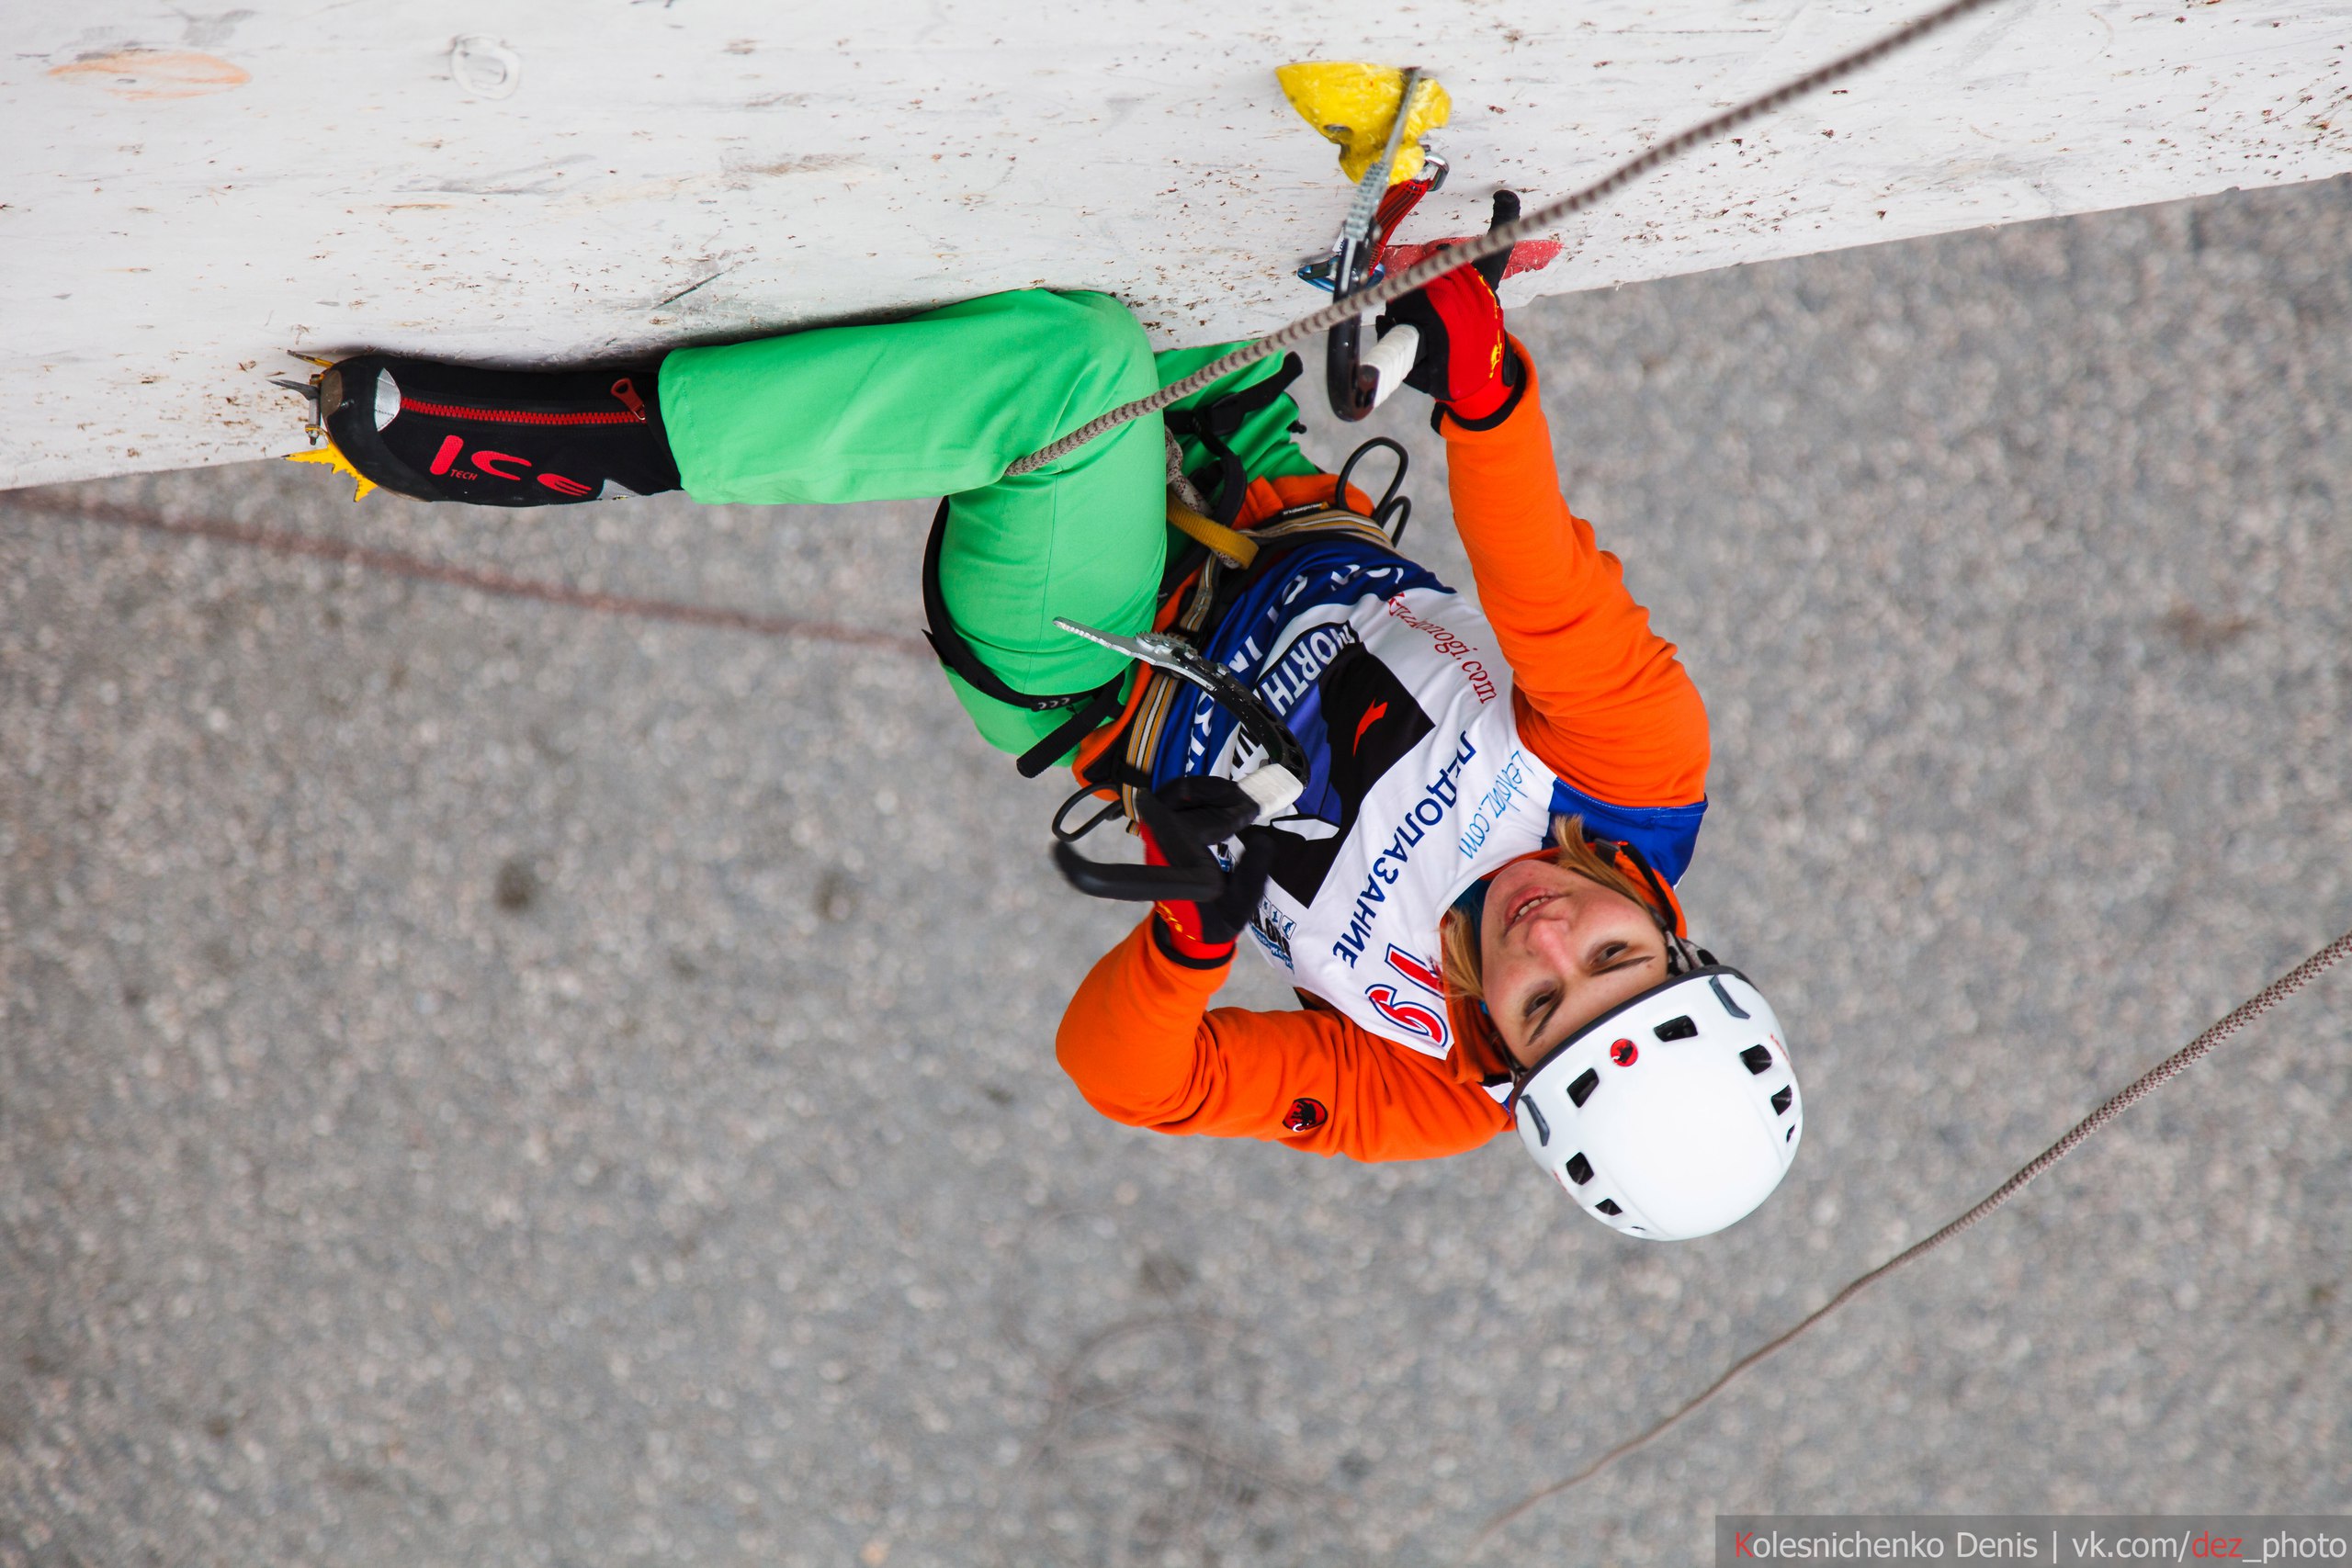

{"left": 657, "top": 289, "right": 1315, "bottom": 757}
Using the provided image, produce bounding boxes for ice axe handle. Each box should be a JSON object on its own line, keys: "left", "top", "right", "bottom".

{"left": 1327, "top": 312, "right": 1379, "bottom": 423}
{"left": 1050, "top": 842, "right": 1227, "bottom": 905}
{"left": 1358, "top": 324, "right": 1419, "bottom": 411}
{"left": 1327, "top": 315, "right": 1419, "bottom": 422}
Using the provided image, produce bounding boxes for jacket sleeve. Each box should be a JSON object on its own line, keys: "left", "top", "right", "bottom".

{"left": 1056, "top": 921, "right": 1511, "bottom": 1162}
{"left": 1441, "top": 341, "right": 1711, "bottom": 815}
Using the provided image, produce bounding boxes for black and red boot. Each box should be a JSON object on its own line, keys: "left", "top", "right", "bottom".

{"left": 311, "top": 355, "right": 683, "bottom": 505}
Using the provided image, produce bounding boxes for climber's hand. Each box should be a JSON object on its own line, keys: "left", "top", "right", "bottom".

{"left": 1136, "top": 779, "right": 1278, "bottom": 954}
{"left": 1374, "top": 189, "right": 1526, "bottom": 425}
{"left": 1051, "top": 777, "right": 1277, "bottom": 961}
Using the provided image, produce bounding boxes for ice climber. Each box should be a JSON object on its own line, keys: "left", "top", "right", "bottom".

{"left": 298, "top": 197, "right": 1802, "bottom": 1240}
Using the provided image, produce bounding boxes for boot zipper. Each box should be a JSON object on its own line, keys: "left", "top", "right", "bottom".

{"left": 398, "top": 390, "right": 645, "bottom": 426}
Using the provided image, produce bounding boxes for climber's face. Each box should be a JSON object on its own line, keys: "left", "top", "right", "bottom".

{"left": 1479, "top": 859, "right": 1670, "bottom": 1069}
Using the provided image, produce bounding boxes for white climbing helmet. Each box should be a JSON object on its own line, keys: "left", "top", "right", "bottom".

{"left": 1510, "top": 967, "right": 1801, "bottom": 1241}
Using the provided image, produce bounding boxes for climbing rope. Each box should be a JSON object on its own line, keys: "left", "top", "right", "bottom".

{"left": 1003, "top": 0, "right": 2012, "bottom": 477}
{"left": 1466, "top": 923, "right": 2352, "bottom": 1558}
{"left": 1164, "top": 429, "right": 1213, "bottom": 516}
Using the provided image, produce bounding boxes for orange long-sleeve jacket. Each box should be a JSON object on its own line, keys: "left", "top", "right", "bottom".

{"left": 1056, "top": 345, "right": 1710, "bottom": 1161}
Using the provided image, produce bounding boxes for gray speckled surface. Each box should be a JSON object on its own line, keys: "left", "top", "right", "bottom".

{"left": 4, "top": 176, "right": 2349, "bottom": 1568}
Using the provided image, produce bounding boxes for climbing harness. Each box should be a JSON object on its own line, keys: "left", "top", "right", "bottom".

{"left": 1330, "top": 434, "right": 1412, "bottom": 543}
{"left": 1044, "top": 454, "right": 1415, "bottom": 841}
{"left": 1002, "top": 0, "right": 2013, "bottom": 471}
{"left": 919, "top": 353, "right": 1318, "bottom": 785}
{"left": 1466, "top": 923, "right": 2352, "bottom": 1557}
{"left": 1160, "top": 354, "right": 1306, "bottom": 526}
{"left": 930, "top": 338, "right": 1414, "bottom": 830}
{"left": 918, "top": 497, "right": 1130, "bottom": 779}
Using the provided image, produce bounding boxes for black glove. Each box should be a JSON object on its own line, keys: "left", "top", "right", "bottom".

{"left": 1052, "top": 777, "right": 1279, "bottom": 963}
{"left": 1374, "top": 189, "right": 1526, "bottom": 425}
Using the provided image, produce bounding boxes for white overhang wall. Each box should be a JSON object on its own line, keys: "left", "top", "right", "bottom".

{"left": 4, "top": 1, "right": 2347, "bottom": 488}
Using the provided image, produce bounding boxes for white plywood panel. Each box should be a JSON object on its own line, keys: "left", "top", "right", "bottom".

{"left": 5, "top": 1, "right": 2346, "bottom": 487}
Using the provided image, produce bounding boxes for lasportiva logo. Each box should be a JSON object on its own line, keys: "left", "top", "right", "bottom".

{"left": 1283, "top": 1098, "right": 1328, "bottom": 1134}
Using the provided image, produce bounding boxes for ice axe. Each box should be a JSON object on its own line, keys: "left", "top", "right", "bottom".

{"left": 1320, "top": 67, "right": 1430, "bottom": 423}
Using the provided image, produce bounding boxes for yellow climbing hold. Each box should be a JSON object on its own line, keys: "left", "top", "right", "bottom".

{"left": 1276, "top": 62, "right": 1451, "bottom": 186}
{"left": 283, "top": 439, "right": 376, "bottom": 502}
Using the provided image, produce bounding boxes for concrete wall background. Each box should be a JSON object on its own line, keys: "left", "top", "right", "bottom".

{"left": 7, "top": 0, "right": 2350, "bottom": 488}
{"left": 4, "top": 174, "right": 2349, "bottom": 1566}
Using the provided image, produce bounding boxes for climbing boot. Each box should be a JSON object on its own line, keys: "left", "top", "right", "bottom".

{"left": 308, "top": 355, "right": 683, "bottom": 505}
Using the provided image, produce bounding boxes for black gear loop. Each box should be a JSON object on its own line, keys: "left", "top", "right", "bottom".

{"left": 1050, "top": 784, "right": 1128, "bottom": 844}
{"left": 1332, "top": 436, "right": 1411, "bottom": 543}
{"left": 918, "top": 498, "right": 1127, "bottom": 777}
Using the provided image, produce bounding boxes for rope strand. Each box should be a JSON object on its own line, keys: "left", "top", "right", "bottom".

{"left": 1465, "top": 924, "right": 2352, "bottom": 1559}
{"left": 14, "top": 496, "right": 932, "bottom": 658}
{"left": 1004, "top": 0, "right": 2010, "bottom": 477}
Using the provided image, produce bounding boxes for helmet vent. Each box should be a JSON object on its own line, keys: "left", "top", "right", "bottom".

{"left": 1595, "top": 1199, "right": 1623, "bottom": 1216}
{"left": 1524, "top": 1098, "right": 1551, "bottom": 1146}
{"left": 1740, "top": 1044, "right": 1774, "bottom": 1076}
{"left": 1653, "top": 1015, "right": 1698, "bottom": 1042}
{"left": 1709, "top": 975, "right": 1751, "bottom": 1020}
{"left": 1565, "top": 1152, "right": 1593, "bottom": 1185}
{"left": 1566, "top": 1067, "right": 1600, "bottom": 1108}
{"left": 1771, "top": 1086, "right": 1794, "bottom": 1116}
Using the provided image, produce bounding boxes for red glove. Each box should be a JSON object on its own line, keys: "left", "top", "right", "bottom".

{"left": 1137, "top": 824, "right": 1229, "bottom": 961}
{"left": 1134, "top": 781, "right": 1278, "bottom": 964}
{"left": 1374, "top": 190, "right": 1527, "bottom": 427}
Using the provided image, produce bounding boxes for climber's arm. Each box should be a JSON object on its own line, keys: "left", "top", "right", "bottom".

{"left": 1440, "top": 343, "right": 1711, "bottom": 868}
{"left": 1056, "top": 920, "right": 1510, "bottom": 1161}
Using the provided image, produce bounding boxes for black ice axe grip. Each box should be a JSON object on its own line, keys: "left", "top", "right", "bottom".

{"left": 1329, "top": 188, "right": 1524, "bottom": 423}
{"left": 1050, "top": 842, "right": 1227, "bottom": 905}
